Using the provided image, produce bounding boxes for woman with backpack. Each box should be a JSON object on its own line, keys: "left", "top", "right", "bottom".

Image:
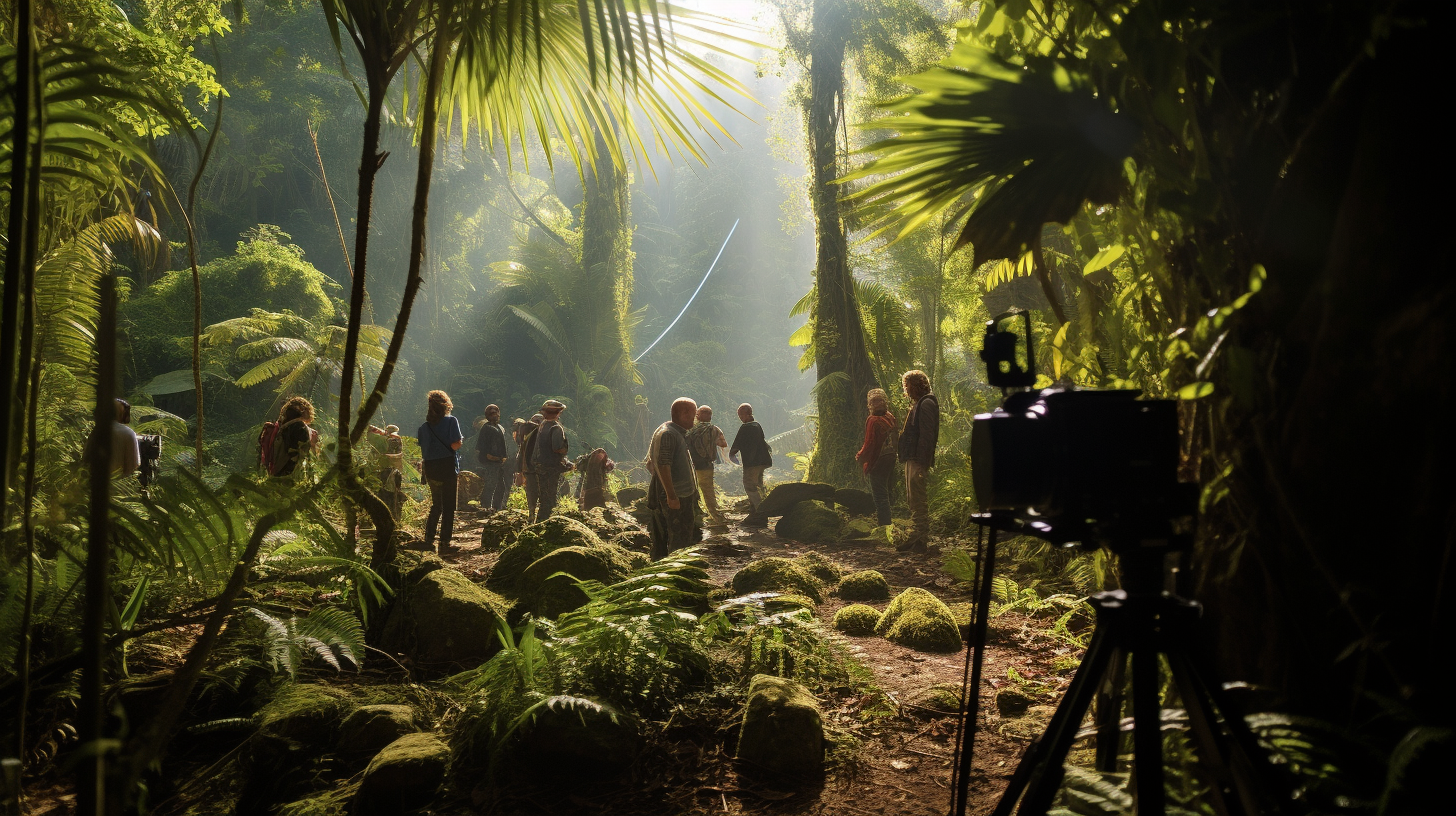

{"left": 855, "top": 388, "right": 898, "bottom": 527}
{"left": 416, "top": 390, "right": 463, "bottom": 553}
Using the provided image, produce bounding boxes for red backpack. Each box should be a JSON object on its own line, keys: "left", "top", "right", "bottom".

{"left": 257, "top": 421, "right": 283, "bottom": 475}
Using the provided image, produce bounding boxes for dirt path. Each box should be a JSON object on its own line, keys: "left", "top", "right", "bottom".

{"left": 442, "top": 505, "right": 1079, "bottom": 816}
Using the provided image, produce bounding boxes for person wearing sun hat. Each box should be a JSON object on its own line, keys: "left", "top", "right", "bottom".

{"left": 532, "top": 399, "right": 572, "bottom": 522}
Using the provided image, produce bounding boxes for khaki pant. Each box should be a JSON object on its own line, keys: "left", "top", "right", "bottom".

{"left": 742, "top": 465, "right": 766, "bottom": 509}
{"left": 696, "top": 469, "right": 725, "bottom": 525}
{"left": 906, "top": 461, "right": 929, "bottom": 541}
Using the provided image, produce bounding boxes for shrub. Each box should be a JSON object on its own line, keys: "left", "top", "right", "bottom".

{"left": 837, "top": 570, "right": 890, "bottom": 601}
{"left": 730, "top": 557, "right": 824, "bottom": 603}
{"left": 833, "top": 605, "right": 882, "bottom": 636}
{"left": 875, "top": 588, "right": 962, "bottom": 652}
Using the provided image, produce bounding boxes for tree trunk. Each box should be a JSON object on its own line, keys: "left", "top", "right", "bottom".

{"left": 0, "top": 0, "right": 36, "bottom": 528}
{"left": 333, "top": 70, "right": 397, "bottom": 575}
{"left": 579, "top": 126, "right": 633, "bottom": 437}
{"left": 805, "top": 0, "right": 877, "bottom": 487}
{"left": 182, "top": 93, "right": 223, "bottom": 474}
{"left": 356, "top": 37, "right": 449, "bottom": 571}
{"left": 78, "top": 276, "right": 116, "bottom": 816}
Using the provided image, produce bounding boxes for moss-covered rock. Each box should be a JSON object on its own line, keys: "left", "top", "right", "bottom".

{"left": 775, "top": 501, "right": 843, "bottom": 544}
{"left": 707, "top": 586, "right": 737, "bottom": 606}
{"left": 616, "top": 486, "right": 647, "bottom": 506}
{"left": 840, "top": 516, "right": 881, "bottom": 541}
{"left": 486, "top": 516, "right": 602, "bottom": 597}
{"left": 995, "top": 687, "right": 1036, "bottom": 717}
{"left": 339, "top": 704, "right": 421, "bottom": 756}
{"left": 380, "top": 567, "right": 511, "bottom": 672}
{"left": 875, "top": 587, "right": 963, "bottom": 653}
{"left": 513, "top": 697, "right": 640, "bottom": 778}
{"left": 520, "top": 545, "right": 633, "bottom": 619}
{"left": 255, "top": 683, "right": 354, "bottom": 748}
{"left": 736, "top": 674, "right": 824, "bottom": 778}
{"left": 837, "top": 570, "right": 890, "bottom": 602}
{"left": 356, "top": 733, "right": 450, "bottom": 816}
{"left": 832, "top": 604, "right": 882, "bottom": 636}
{"left": 730, "top": 557, "right": 824, "bottom": 603}
{"left": 607, "top": 528, "right": 650, "bottom": 554}
{"left": 793, "top": 551, "right": 843, "bottom": 584}
{"left": 999, "top": 704, "right": 1056, "bottom": 741}
{"left": 479, "top": 509, "right": 530, "bottom": 550}
{"left": 756, "top": 482, "right": 836, "bottom": 517}
{"left": 908, "top": 683, "right": 965, "bottom": 716}
{"left": 833, "top": 487, "right": 877, "bottom": 517}
{"left": 948, "top": 601, "right": 973, "bottom": 629}
{"left": 563, "top": 506, "right": 643, "bottom": 541}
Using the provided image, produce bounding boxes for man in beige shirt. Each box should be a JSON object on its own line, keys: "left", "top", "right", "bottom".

{"left": 684, "top": 404, "right": 729, "bottom": 527}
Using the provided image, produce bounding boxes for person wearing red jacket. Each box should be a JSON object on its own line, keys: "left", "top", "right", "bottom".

{"left": 855, "top": 388, "right": 899, "bottom": 527}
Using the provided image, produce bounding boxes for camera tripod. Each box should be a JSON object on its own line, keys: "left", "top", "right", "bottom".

{"left": 949, "top": 517, "right": 1288, "bottom": 816}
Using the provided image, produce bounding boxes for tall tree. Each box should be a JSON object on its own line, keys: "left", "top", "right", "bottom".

{"left": 776, "top": 0, "right": 937, "bottom": 486}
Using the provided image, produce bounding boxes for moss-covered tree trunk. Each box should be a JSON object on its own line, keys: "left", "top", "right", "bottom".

{"left": 579, "top": 127, "right": 634, "bottom": 445}
{"left": 804, "top": 0, "right": 877, "bottom": 487}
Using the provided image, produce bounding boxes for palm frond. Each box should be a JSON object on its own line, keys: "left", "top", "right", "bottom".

{"left": 845, "top": 44, "right": 1138, "bottom": 262}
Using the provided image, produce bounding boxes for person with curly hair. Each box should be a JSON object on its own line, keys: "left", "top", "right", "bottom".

{"left": 897, "top": 370, "right": 938, "bottom": 552}
{"left": 416, "top": 390, "right": 463, "bottom": 552}
{"left": 272, "top": 396, "right": 318, "bottom": 478}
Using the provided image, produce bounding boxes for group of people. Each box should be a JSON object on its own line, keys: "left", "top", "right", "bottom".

{"left": 255, "top": 367, "right": 941, "bottom": 557}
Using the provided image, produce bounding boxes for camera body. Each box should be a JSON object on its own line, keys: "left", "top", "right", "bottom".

{"left": 972, "top": 388, "right": 1185, "bottom": 543}
{"left": 972, "top": 311, "right": 1192, "bottom": 546}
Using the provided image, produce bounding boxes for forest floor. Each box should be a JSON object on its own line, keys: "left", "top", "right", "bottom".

{"left": 440, "top": 505, "right": 1083, "bottom": 816}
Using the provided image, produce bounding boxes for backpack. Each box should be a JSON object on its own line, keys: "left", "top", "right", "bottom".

{"left": 520, "top": 425, "right": 540, "bottom": 474}
{"left": 686, "top": 424, "right": 718, "bottom": 465}
{"left": 877, "top": 417, "right": 899, "bottom": 460}
{"left": 257, "top": 421, "right": 281, "bottom": 475}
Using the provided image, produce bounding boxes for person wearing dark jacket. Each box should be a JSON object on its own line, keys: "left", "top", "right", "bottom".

{"left": 729, "top": 403, "right": 772, "bottom": 510}
{"left": 416, "top": 390, "right": 463, "bottom": 553}
{"left": 896, "top": 370, "right": 938, "bottom": 552}
{"left": 855, "top": 388, "right": 898, "bottom": 527}
{"left": 532, "top": 400, "right": 572, "bottom": 522}
{"left": 475, "top": 403, "right": 509, "bottom": 513}
{"left": 516, "top": 413, "right": 543, "bottom": 519}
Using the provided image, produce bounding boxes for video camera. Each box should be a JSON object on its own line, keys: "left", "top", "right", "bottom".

{"left": 138, "top": 434, "right": 162, "bottom": 489}
{"left": 970, "top": 310, "right": 1194, "bottom": 547}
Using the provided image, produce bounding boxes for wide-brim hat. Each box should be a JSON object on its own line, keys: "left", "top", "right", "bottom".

{"left": 541, "top": 399, "right": 566, "bottom": 415}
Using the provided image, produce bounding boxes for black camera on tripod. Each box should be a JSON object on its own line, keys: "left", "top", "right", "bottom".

{"left": 948, "top": 310, "right": 1285, "bottom": 816}
{"left": 970, "top": 310, "right": 1194, "bottom": 547}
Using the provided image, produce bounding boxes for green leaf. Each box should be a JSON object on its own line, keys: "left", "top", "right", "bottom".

{"left": 138, "top": 369, "right": 203, "bottom": 395}
{"left": 1083, "top": 245, "right": 1125, "bottom": 274}
{"left": 1176, "top": 382, "right": 1215, "bottom": 400}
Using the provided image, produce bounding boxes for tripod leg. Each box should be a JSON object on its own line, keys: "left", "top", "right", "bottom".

{"left": 1175, "top": 651, "right": 1292, "bottom": 816}
{"left": 1166, "top": 653, "right": 1236, "bottom": 816}
{"left": 1131, "top": 649, "right": 1165, "bottom": 816}
{"left": 1094, "top": 647, "right": 1125, "bottom": 773}
{"left": 949, "top": 526, "right": 990, "bottom": 816}
{"left": 1005, "top": 626, "right": 1117, "bottom": 816}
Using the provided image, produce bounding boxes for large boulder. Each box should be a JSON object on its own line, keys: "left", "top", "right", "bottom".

{"left": 485, "top": 516, "right": 603, "bottom": 597}
{"left": 775, "top": 501, "right": 842, "bottom": 544}
{"left": 479, "top": 509, "right": 531, "bottom": 550}
{"left": 513, "top": 696, "right": 640, "bottom": 778}
{"left": 755, "top": 482, "right": 835, "bottom": 518}
{"left": 339, "top": 704, "right": 421, "bottom": 756}
{"left": 381, "top": 567, "right": 511, "bottom": 672}
{"left": 616, "top": 486, "right": 647, "bottom": 506}
{"left": 833, "top": 487, "right": 877, "bottom": 517}
{"left": 875, "top": 587, "right": 963, "bottom": 653}
{"left": 736, "top": 675, "right": 824, "bottom": 778}
{"left": 356, "top": 733, "right": 450, "bottom": 816}
{"left": 457, "top": 470, "right": 482, "bottom": 502}
{"left": 837, "top": 569, "right": 891, "bottom": 601}
{"left": 564, "top": 506, "right": 643, "bottom": 542}
{"left": 254, "top": 684, "right": 353, "bottom": 750}
{"left": 520, "top": 545, "right": 634, "bottom": 619}
{"left": 730, "top": 557, "right": 824, "bottom": 603}
{"left": 607, "top": 528, "right": 650, "bottom": 555}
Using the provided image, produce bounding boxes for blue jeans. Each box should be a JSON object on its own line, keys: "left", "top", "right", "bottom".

{"left": 479, "top": 460, "right": 509, "bottom": 511}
